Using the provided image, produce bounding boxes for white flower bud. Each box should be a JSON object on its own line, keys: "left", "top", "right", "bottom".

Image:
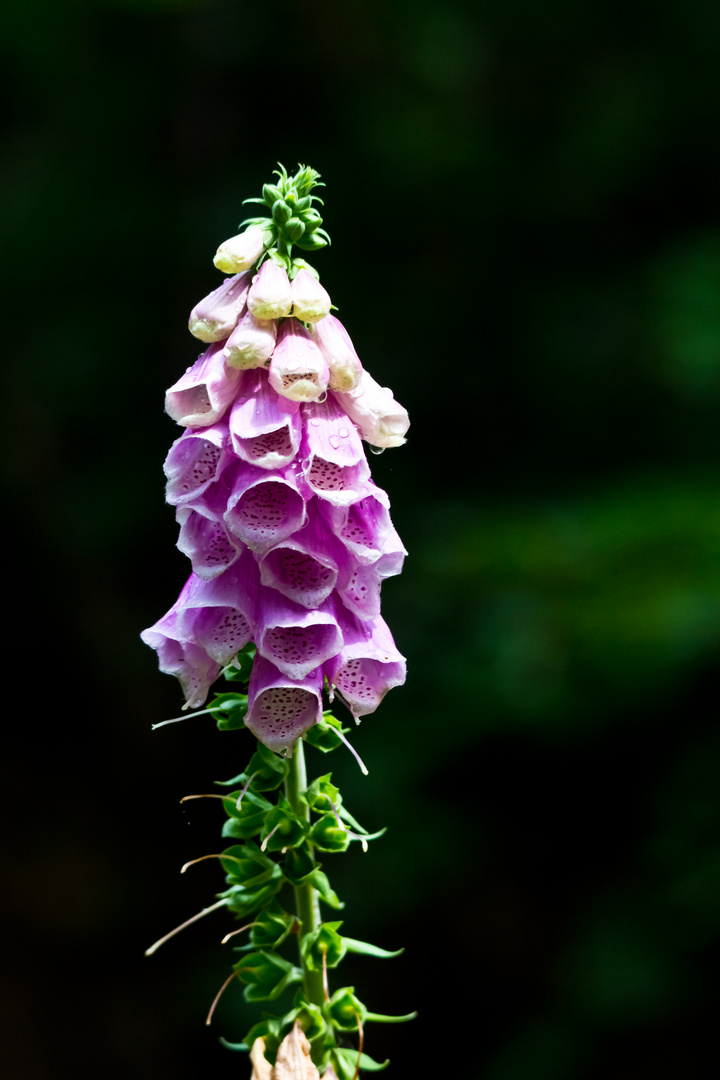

{"left": 290, "top": 268, "right": 332, "bottom": 323}
{"left": 247, "top": 259, "right": 293, "bottom": 320}
{"left": 213, "top": 227, "right": 266, "bottom": 273}
{"left": 311, "top": 314, "right": 363, "bottom": 392}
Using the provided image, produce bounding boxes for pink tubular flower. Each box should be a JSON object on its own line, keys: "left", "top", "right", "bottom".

{"left": 163, "top": 421, "right": 230, "bottom": 507}
{"left": 213, "top": 227, "right": 266, "bottom": 273}
{"left": 188, "top": 272, "right": 251, "bottom": 343}
{"left": 229, "top": 368, "right": 302, "bottom": 470}
{"left": 141, "top": 597, "right": 221, "bottom": 709}
{"left": 245, "top": 656, "right": 324, "bottom": 752}
{"left": 247, "top": 259, "right": 293, "bottom": 320}
{"left": 223, "top": 460, "right": 307, "bottom": 552}
{"left": 290, "top": 268, "right": 332, "bottom": 323}
{"left": 175, "top": 506, "right": 242, "bottom": 581}
{"left": 165, "top": 344, "right": 243, "bottom": 428}
{"left": 269, "top": 319, "right": 329, "bottom": 403}
{"left": 311, "top": 314, "right": 363, "bottom": 393}
{"left": 145, "top": 195, "right": 410, "bottom": 735}
{"left": 301, "top": 394, "right": 370, "bottom": 505}
{"left": 255, "top": 589, "right": 342, "bottom": 680}
{"left": 325, "top": 613, "right": 406, "bottom": 718}
{"left": 337, "top": 370, "right": 409, "bottom": 448}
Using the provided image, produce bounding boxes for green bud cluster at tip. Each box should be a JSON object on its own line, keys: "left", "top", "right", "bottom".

{"left": 240, "top": 163, "right": 331, "bottom": 273}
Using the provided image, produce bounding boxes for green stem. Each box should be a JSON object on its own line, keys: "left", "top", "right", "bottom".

{"left": 286, "top": 739, "right": 324, "bottom": 1007}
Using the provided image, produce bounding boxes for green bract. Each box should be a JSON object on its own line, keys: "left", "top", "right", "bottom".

{"left": 239, "top": 162, "right": 331, "bottom": 276}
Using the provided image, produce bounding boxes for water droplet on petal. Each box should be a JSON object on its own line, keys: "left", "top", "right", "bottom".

{"left": 329, "top": 435, "right": 341, "bottom": 449}
{"left": 316, "top": 391, "right": 328, "bottom": 404}
{"left": 338, "top": 427, "right": 349, "bottom": 438}
{"left": 370, "top": 445, "right": 385, "bottom": 456}
{"left": 310, "top": 419, "right": 320, "bottom": 427}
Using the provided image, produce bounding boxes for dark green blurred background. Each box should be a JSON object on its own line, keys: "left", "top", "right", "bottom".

{"left": 3, "top": 0, "right": 720, "bottom": 1076}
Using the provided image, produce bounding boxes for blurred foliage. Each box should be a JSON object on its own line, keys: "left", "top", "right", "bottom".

{"left": 2, "top": 0, "right": 720, "bottom": 1078}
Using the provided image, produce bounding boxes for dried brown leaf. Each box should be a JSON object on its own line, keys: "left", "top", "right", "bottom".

{"left": 250, "top": 1037, "right": 273, "bottom": 1080}
{"left": 273, "top": 1021, "right": 320, "bottom": 1080}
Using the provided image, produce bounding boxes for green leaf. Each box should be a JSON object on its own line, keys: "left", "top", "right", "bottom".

{"left": 222, "top": 644, "right": 256, "bottom": 683}
{"left": 365, "top": 1010, "right": 418, "bottom": 1024}
{"left": 333, "top": 1048, "right": 390, "bottom": 1075}
{"left": 218, "top": 1038, "right": 249, "bottom": 1052}
{"left": 308, "top": 868, "right": 343, "bottom": 909}
{"left": 206, "top": 692, "right": 248, "bottom": 731}
{"left": 304, "top": 712, "right": 350, "bottom": 753}
{"left": 241, "top": 1017, "right": 283, "bottom": 1058}
{"left": 342, "top": 937, "right": 404, "bottom": 960}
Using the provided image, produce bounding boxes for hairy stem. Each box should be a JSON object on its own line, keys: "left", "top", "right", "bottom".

{"left": 285, "top": 738, "right": 324, "bottom": 1007}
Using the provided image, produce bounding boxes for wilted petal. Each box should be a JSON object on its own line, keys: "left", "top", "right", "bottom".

{"left": 164, "top": 422, "right": 230, "bottom": 506}
{"left": 258, "top": 501, "right": 341, "bottom": 609}
{"left": 250, "top": 1038, "right": 273, "bottom": 1080}
{"left": 246, "top": 656, "right": 323, "bottom": 752}
{"left": 273, "top": 1022, "right": 321, "bottom": 1080}
{"left": 310, "top": 314, "right": 363, "bottom": 393}
{"left": 188, "top": 272, "right": 251, "bottom": 343}
{"left": 230, "top": 368, "right": 302, "bottom": 470}
{"left": 165, "top": 343, "right": 243, "bottom": 428}
{"left": 269, "top": 320, "right": 329, "bottom": 403}
{"left": 290, "top": 268, "right": 331, "bottom": 324}
{"left": 326, "top": 612, "right": 406, "bottom": 718}
{"left": 175, "top": 506, "right": 243, "bottom": 581}
{"left": 223, "top": 311, "right": 277, "bottom": 370}
{"left": 338, "top": 369, "right": 409, "bottom": 448}
{"left": 213, "top": 227, "right": 266, "bottom": 274}
{"left": 247, "top": 259, "right": 293, "bottom": 319}
{"left": 224, "top": 460, "right": 307, "bottom": 552}
{"left": 175, "top": 556, "right": 257, "bottom": 664}
{"left": 140, "top": 597, "right": 220, "bottom": 708}
{"left": 255, "top": 589, "right": 342, "bottom": 680}
{"left": 301, "top": 395, "right": 370, "bottom": 505}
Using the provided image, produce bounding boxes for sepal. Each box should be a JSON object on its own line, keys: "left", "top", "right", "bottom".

{"left": 208, "top": 692, "right": 248, "bottom": 731}
{"left": 234, "top": 950, "right": 303, "bottom": 1002}
{"left": 249, "top": 900, "right": 297, "bottom": 950}
{"left": 260, "top": 795, "right": 307, "bottom": 851}
{"left": 331, "top": 1049, "right": 389, "bottom": 1078}
{"left": 301, "top": 922, "right": 346, "bottom": 971}
{"left": 341, "top": 938, "right": 404, "bottom": 960}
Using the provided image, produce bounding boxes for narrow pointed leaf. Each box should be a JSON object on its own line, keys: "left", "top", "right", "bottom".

{"left": 341, "top": 937, "right": 404, "bottom": 960}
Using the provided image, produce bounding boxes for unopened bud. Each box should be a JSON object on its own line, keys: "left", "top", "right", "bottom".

{"left": 311, "top": 314, "right": 362, "bottom": 391}
{"left": 269, "top": 319, "right": 329, "bottom": 403}
{"left": 213, "top": 227, "right": 266, "bottom": 273}
{"left": 262, "top": 183, "right": 283, "bottom": 207}
{"left": 295, "top": 233, "right": 328, "bottom": 252}
{"left": 285, "top": 217, "right": 306, "bottom": 243}
{"left": 339, "top": 370, "right": 409, "bottom": 448}
{"left": 223, "top": 311, "right": 277, "bottom": 369}
{"left": 272, "top": 200, "right": 292, "bottom": 226}
{"left": 188, "top": 272, "right": 251, "bottom": 343}
{"left": 291, "top": 269, "right": 332, "bottom": 324}
{"left": 247, "top": 260, "right": 293, "bottom": 320}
